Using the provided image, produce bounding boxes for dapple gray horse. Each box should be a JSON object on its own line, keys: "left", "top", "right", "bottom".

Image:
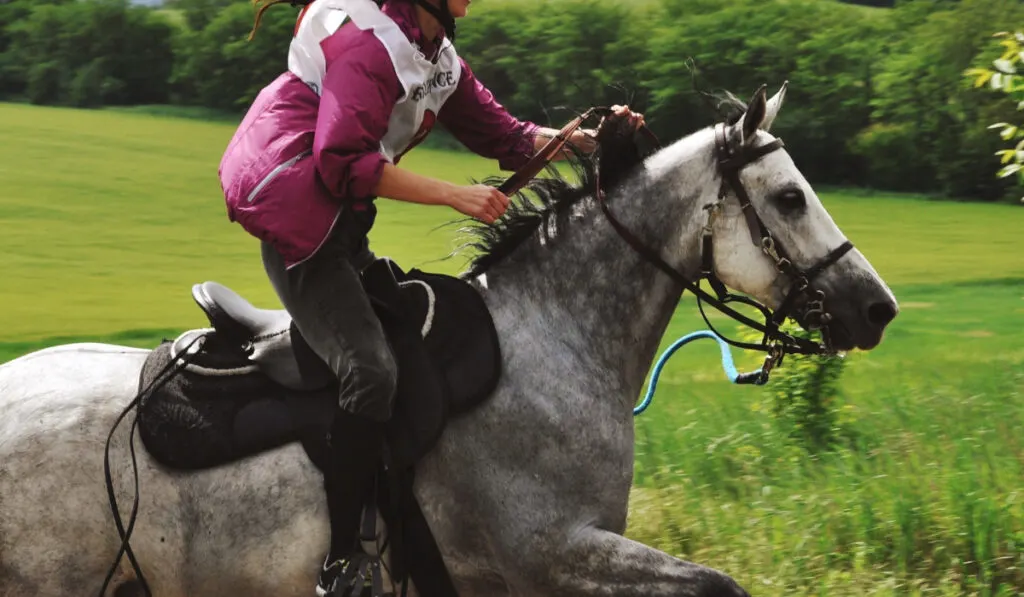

{"left": 0, "top": 84, "right": 897, "bottom": 596}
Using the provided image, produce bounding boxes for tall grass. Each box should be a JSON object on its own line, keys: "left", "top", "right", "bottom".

{"left": 630, "top": 283, "right": 1024, "bottom": 596}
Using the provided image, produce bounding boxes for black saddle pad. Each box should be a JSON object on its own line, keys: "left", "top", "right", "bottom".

{"left": 137, "top": 270, "right": 500, "bottom": 471}
{"left": 137, "top": 337, "right": 336, "bottom": 471}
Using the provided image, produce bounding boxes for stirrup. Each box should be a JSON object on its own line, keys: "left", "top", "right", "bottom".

{"left": 317, "top": 553, "right": 393, "bottom": 597}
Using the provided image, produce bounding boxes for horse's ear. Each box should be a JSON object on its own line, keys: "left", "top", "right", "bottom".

{"left": 761, "top": 81, "right": 787, "bottom": 132}
{"left": 727, "top": 85, "right": 768, "bottom": 148}
{"left": 741, "top": 85, "right": 767, "bottom": 142}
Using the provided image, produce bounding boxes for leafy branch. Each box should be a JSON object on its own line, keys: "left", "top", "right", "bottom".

{"left": 965, "top": 31, "right": 1024, "bottom": 201}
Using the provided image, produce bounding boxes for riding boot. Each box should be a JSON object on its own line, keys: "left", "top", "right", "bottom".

{"left": 317, "top": 410, "right": 386, "bottom": 596}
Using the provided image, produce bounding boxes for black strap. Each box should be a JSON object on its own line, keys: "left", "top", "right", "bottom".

{"left": 99, "top": 334, "right": 207, "bottom": 597}
{"left": 718, "top": 136, "right": 786, "bottom": 247}
{"left": 376, "top": 462, "right": 458, "bottom": 597}
{"left": 596, "top": 187, "right": 822, "bottom": 355}
{"left": 804, "top": 240, "right": 854, "bottom": 282}
{"left": 769, "top": 240, "right": 854, "bottom": 325}
{"left": 100, "top": 399, "right": 151, "bottom": 597}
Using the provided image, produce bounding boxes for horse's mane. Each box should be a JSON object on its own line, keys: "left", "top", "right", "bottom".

{"left": 461, "top": 153, "right": 597, "bottom": 278}
{"left": 460, "top": 86, "right": 744, "bottom": 278}
{"left": 461, "top": 106, "right": 656, "bottom": 278}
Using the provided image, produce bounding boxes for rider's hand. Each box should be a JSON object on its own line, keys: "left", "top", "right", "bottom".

{"left": 448, "top": 184, "right": 510, "bottom": 224}
{"left": 573, "top": 106, "right": 646, "bottom": 155}
{"left": 607, "top": 104, "right": 646, "bottom": 131}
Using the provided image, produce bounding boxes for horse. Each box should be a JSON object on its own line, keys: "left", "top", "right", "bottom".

{"left": 0, "top": 84, "right": 897, "bottom": 596}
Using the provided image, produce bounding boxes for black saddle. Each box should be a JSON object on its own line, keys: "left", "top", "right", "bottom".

{"left": 135, "top": 259, "right": 499, "bottom": 596}
{"left": 137, "top": 258, "right": 500, "bottom": 471}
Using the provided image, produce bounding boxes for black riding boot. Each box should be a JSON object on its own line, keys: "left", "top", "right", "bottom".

{"left": 317, "top": 410, "right": 386, "bottom": 597}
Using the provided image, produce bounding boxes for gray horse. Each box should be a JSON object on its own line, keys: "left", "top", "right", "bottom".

{"left": 0, "top": 84, "right": 896, "bottom": 596}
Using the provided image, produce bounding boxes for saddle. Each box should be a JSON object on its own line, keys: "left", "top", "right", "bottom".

{"left": 135, "top": 258, "right": 501, "bottom": 595}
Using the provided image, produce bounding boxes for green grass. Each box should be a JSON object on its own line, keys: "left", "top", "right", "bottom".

{"left": 2, "top": 102, "right": 1022, "bottom": 595}
{"left": 631, "top": 282, "right": 1024, "bottom": 596}
{"left": 0, "top": 102, "right": 505, "bottom": 344}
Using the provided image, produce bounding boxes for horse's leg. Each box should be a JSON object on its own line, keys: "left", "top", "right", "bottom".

{"left": 514, "top": 528, "right": 749, "bottom": 597}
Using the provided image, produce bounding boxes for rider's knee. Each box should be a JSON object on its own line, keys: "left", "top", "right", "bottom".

{"left": 358, "top": 353, "right": 398, "bottom": 401}
{"left": 340, "top": 347, "right": 398, "bottom": 418}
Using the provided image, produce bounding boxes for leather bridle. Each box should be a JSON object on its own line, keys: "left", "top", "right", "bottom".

{"left": 499, "top": 108, "right": 855, "bottom": 378}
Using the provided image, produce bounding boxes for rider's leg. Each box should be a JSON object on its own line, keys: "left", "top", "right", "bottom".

{"left": 261, "top": 207, "right": 397, "bottom": 594}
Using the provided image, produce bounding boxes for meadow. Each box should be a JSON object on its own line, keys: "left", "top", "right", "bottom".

{"left": 1, "top": 102, "right": 1022, "bottom": 596}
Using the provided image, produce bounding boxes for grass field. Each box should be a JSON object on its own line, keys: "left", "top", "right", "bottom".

{"left": 2, "top": 102, "right": 1022, "bottom": 595}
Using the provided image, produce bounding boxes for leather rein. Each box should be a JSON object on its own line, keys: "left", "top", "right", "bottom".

{"left": 498, "top": 108, "right": 854, "bottom": 376}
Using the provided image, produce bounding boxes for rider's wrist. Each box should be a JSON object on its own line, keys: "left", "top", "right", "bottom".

{"left": 434, "top": 181, "right": 458, "bottom": 207}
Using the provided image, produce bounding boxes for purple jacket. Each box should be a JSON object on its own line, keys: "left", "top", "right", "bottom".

{"left": 219, "top": 0, "right": 538, "bottom": 267}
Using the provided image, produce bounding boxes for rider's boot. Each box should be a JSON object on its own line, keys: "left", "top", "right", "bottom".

{"left": 316, "top": 410, "right": 386, "bottom": 597}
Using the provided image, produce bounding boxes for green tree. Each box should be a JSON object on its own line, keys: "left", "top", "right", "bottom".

{"left": 788, "top": 11, "right": 892, "bottom": 184}
{"left": 167, "top": 0, "right": 240, "bottom": 32}
{"left": 458, "top": 0, "right": 646, "bottom": 127}
{"left": 859, "top": 0, "right": 1024, "bottom": 200}
{"left": 965, "top": 32, "right": 1024, "bottom": 202}
{"left": 171, "top": 1, "right": 294, "bottom": 111}
{"left": 0, "top": 0, "right": 75, "bottom": 98}
{"left": 4, "top": 0, "right": 174, "bottom": 106}
{"left": 643, "top": 0, "right": 887, "bottom": 185}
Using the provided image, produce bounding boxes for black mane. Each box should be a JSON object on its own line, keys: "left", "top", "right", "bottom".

{"left": 458, "top": 84, "right": 744, "bottom": 278}
{"left": 461, "top": 114, "right": 653, "bottom": 278}
{"left": 461, "top": 155, "right": 597, "bottom": 278}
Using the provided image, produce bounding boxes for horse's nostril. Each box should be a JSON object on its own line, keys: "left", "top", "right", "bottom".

{"left": 867, "top": 301, "right": 897, "bottom": 327}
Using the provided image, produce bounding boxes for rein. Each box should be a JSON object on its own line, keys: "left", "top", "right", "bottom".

{"left": 98, "top": 334, "right": 208, "bottom": 597}
{"left": 498, "top": 108, "right": 854, "bottom": 377}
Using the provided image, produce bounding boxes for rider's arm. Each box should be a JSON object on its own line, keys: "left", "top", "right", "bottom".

{"left": 372, "top": 164, "right": 458, "bottom": 206}
{"left": 313, "top": 34, "right": 501, "bottom": 217}
{"left": 438, "top": 59, "right": 597, "bottom": 167}
{"left": 533, "top": 126, "right": 598, "bottom": 159}
{"left": 437, "top": 59, "right": 540, "bottom": 170}
{"left": 313, "top": 29, "right": 399, "bottom": 201}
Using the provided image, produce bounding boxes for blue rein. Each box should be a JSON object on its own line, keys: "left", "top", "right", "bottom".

{"left": 634, "top": 330, "right": 768, "bottom": 416}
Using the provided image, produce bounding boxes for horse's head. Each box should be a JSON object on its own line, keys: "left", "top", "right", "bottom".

{"left": 694, "top": 84, "right": 897, "bottom": 351}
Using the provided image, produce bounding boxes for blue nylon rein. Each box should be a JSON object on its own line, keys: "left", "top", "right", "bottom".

{"left": 634, "top": 330, "right": 768, "bottom": 416}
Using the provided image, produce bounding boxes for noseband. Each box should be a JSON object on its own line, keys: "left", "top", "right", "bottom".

{"left": 499, "top": 109, "right": 854, "bottom": 376}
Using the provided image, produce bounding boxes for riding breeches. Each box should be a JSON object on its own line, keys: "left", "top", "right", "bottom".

{"left": 260, "top": 207, "right": 398, "bottom": 423}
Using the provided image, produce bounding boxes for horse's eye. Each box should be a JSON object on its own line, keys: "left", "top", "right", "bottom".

{"left": 774, "top": 189, "right": 806, "bottom": 214}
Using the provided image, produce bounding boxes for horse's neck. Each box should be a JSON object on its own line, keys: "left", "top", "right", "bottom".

{"left": 486, "top": 132, "right": 717, "bottom": 401}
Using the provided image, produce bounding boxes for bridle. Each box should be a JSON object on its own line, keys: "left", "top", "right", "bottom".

{"left": 499, "top": 108, "right": 854, "bottom": 378}
{"left": 703, "top": 123, "right": 854, "bottom": 356}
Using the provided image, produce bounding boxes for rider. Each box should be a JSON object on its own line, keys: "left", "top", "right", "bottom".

{"left": 219, "top": 0, "right": 641, "bottom": 594}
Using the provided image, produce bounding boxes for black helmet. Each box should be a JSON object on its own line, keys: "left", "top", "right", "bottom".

{"left": 414, "top": 0, "right": 456, "bottom": 41}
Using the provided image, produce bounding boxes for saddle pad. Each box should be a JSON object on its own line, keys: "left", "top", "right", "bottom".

{"left": 137, "top": 270, "right": 500, "bottom": 471}
{"left": 398, "top": 269, "right": 501, "bottom": 416}
{"left": 137, "top": 337, "right": 335, "bottom": 471}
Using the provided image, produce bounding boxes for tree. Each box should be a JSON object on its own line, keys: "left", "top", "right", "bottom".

{"left": 853, "top": 0, "right": 1024, "bottom": 200}
{"left": 457, "top": 0, "right": 644, "bottom": 128}
{"left": 167, "top": 0, "right": 239, "bottom": 32}
{"left": 171, "top": 1, "right": 295, "bottom": 111}
{"left": 965, "top": 32, "right": 1024, "bottom": 202}
{"left": 4, "top": 0, "right": 174, "bottom": 106}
